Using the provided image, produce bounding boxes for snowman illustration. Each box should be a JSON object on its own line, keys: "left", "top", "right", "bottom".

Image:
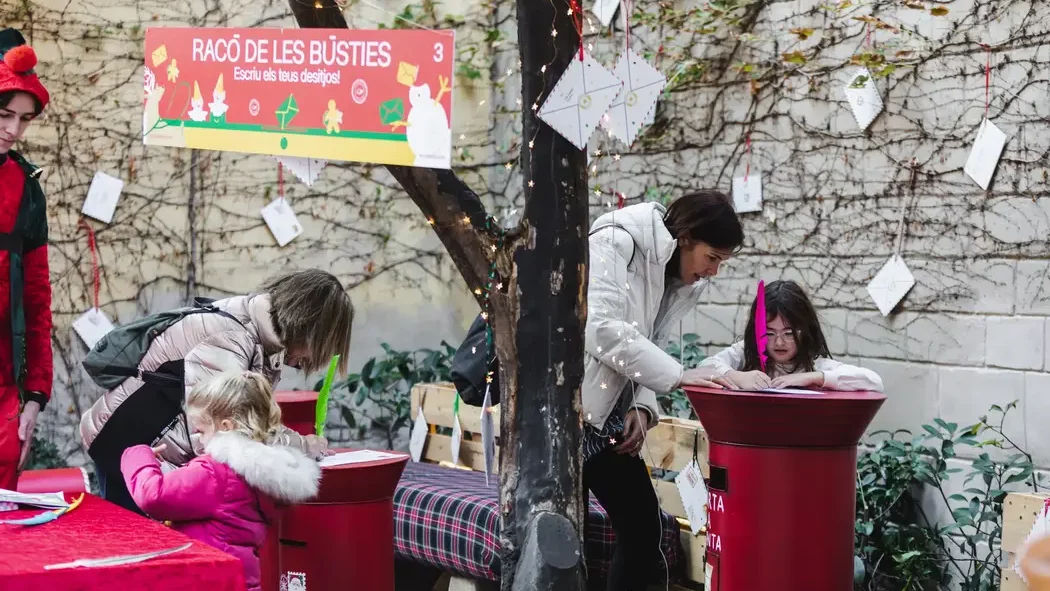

{"left": 187, "top": 81, "right": 209, "bottom": 122}
{"left": 398, "top": 76, "right": 452, "bottom": 167}
{"left": 208, "top": 74, "right": 229, "bottom": 124}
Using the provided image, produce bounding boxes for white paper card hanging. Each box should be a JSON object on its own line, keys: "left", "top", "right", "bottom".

{"left": 537, "top": 52, "right": 623, "bottom": 150}
{"left": 409, "top": 407, "right": 428, "bottom": 463}
{"left": 81, "top": 171, "right": 124, "bottom": 224}
{"left": 72, "top": 308, "right": 115, "bottom": 349}
{"left": 732, "top": 173, "right": 762, "bottom": 213}
{"left": 674, "top": 459, "right": 709, "bottom": 536}
{"left": 601, "top": 48, "right": 667, "bottom": 147}
{"left": 964, "top": 118, "right": 1007, "bottom": 190}
{"left": 866, "top": 254, "right": 916, "bottom": 316}
{"left": 591, "top": 0, "right": 621, "bottom": 27}
{"left": 843, "top": 68, "right": 883, "bottom": 130}
{"left": 261, "top": 198, "right": 303, "bottom": 247}
{"left": 450, "top": 414, "right": 463, "bottom": 467}
{"left": 480, "top": 385, "right": 496, "bottom": 485}
{"left": 274, "top": 156, "right": 327, "bottom": 187}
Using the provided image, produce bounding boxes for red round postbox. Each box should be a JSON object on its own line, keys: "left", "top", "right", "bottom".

{"left": 276, "top": 449, "right": 409, "bottom": 591}
{"left": 261, "top": 390, "right": 322, "bottom": 591}
{"left": 684, "top": 387, "right": 885, "bottom": 591}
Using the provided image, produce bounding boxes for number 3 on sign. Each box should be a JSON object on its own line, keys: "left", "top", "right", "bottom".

{"left": 433, "top": 42, "right": 444, "bottom": 62}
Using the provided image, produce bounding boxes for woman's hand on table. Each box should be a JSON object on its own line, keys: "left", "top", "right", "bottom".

{"left": 724, "top": 370, "right": 771, "bottom": 391}
{"left": 679, "top": 368, "right": 733, "bottom": 389}
{"left": 770, "top": 372, "right": 824, "bottom": 389}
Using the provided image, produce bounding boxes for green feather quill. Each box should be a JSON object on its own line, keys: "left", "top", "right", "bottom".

{"left": 314, "top": 354, "right": 340, "bottom": 438}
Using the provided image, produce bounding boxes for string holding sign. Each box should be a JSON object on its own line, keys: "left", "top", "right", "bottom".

{"left": 71, "top": 220, "right": 115, "bottom": 349}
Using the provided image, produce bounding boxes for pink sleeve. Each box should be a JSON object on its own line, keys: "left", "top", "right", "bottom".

{"left": 120, "top": 446, "right": 224, "bottom": 521}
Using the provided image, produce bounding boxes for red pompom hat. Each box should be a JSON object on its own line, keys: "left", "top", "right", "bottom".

{"left": 0, "top": 28, "right": 50, "bottom": 110}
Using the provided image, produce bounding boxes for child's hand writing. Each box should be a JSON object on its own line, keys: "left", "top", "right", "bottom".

{"left": 724, "top": 370, "right": 771, "bottom": 391}
{"left": 770, "top": 372, "right": 824, "bottom": 389}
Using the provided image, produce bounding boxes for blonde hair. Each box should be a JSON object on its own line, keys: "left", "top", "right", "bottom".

{"left": 262, "top": 269, "right": 354, "bottom": 375}
{"left": 186, "top": 371, "right": 283, "bottom": 443}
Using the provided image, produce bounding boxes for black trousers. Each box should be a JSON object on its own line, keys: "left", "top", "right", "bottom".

{"left": 94, "top": 460, "right": 144, "bottom": 515}
{"left": 584, "top": 447, "right": 664, "bottom": 591}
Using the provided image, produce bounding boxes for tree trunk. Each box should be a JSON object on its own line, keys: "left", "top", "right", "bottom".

{"left": 287, "top": 3, "right": 587, "bottom": 589}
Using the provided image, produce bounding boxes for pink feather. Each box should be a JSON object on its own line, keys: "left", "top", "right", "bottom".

{"left": 755, "top": 280, "right": 768, "bottom": 372}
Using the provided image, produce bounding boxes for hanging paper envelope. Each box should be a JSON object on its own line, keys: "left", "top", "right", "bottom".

{"left": 537, "top": 52, "right": 623, "bottom": 150}
{"left": 601, "top": 48, "right": 667, "bottom": 147}
{"left": 274, "top": 156, "right": 327, "bottom": 187}
{"left": 866, "top": 254, "right": 915, "bottom": 316}
{"left": 964, "top": 118, "right": 1007, "bottom": 191}
{"left": 843, "top": 67, "right": 883, "bottom": 130}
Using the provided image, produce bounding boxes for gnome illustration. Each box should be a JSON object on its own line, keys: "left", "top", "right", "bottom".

{"left": 187, "top": 80, "right": 208, "bottom": 122}
{"left": 208, "top": 73, "right": 228, "bottom": 123}
{"left": 403, "top": 75, "right": 452, "bottom": 167}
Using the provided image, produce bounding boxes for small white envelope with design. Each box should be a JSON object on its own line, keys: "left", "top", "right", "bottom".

{"left": 844, "top": 67, "right": 883, "bottom": 130}
{"left": 866, "top": 254, "right": 915, "bottom": 316}
{"left": 601, "top": 48, "right": 667, "bottom": 147}
{"left": 538, "top": 52, "right": 623, "bottom": 150}
{"left": 274, "top": 156, "right": 327, "bottom": 187}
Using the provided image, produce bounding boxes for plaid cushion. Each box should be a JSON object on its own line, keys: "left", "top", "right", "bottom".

{"left": 394, "top": 461, "right": 682, "bottom": 582}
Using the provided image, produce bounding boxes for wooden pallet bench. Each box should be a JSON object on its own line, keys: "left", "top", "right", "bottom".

{"left": 399, "top": 383, "right": 709, "bottom": 591}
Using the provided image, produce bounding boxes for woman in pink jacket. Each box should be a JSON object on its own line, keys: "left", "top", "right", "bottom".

{"left": 121, "top": 371, "right": 321, "bottom": 591}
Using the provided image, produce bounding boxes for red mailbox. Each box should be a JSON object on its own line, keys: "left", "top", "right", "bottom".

{"left": 684, "top": 387, "right": 885, "bottom": 591}
{"left": 261, "top": 390, "right": 321, "bottom": 591}
{"left": 277, "top": 449, "right": 409, "bottom": 591}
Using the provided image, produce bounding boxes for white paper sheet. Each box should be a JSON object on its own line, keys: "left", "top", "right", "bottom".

{"left": 409, "top": 407, "right": 429, "bottom": 463}
{"left": 480, "top": 385, "right": 496, "bottom": 486}
{"left": 0, "top": 489, "right": 69, "bottom": 509}
{"left": 318, "top": 449, "right": 401, "bottom": 468}
{"left": 843, "top": 67, "right": 884, "bottom": 130}
{"left": 538, "top": 52, "right": 623, "bottom": 150}
{"left": 757, "top": 387, "right": 823, "bottom": 396}
{"left": 601, "top": 48, "right": 666, "bottom": 147}
{"left": 261, "top": 198, "right": 303, "bottom": 247}
{"left": 274, "top": 156, "right": 328, "bottom": 187}
{"left": 674, "top": 460, "right": 708, "bottom": 536}
{"left": 867, "top": 254, "right": 916, "bottom": 316}
{"left": 72, "top": 308, "right": 115, "bottom": 349}
{"left": 450, "top": 414, "right": 463, "bottom": 467}
{"left": 964, "top": 118, "right": 1007, "bottom": 190}
{"left": 732, "top": 173, "right": 762, "bottom": 213}
{"left": 591, "top": 0, "right": 621, "bottom": 27}
{"left": 81, "top": 171, "right": 124, "bottom": 225}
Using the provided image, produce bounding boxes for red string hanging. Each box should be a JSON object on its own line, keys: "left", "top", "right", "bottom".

{"left": 623, "top": 0, "right": 633, "bottom": 48}
{"left": 616, "top": 191, "right": 626, "bottom": 209}
{"left": 278, "top": 162, "right": 285, "bottom": 200}
{"left": 744, "top": 133, "right": 752, "bottom": 181}
{"left": 983, "top": 44, "right": 991, "bottom": 119}
{"left": 78, "top": 219, "right": 100, "bottom": 310}
{"left": 569, "top": 0, "right": 584, "bottom": 60}
{"left": 865, "top": 21, "right": 872, "bottom": 49}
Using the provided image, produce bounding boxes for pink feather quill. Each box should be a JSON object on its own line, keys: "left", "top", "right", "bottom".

{"left": 755, "top": 280, "right": 768, "bottom": 372}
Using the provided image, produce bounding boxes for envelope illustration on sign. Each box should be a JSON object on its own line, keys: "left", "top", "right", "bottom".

{"left": 397, "top": 62, "right": 419, "bottom": 87}
{"left": 379, "top": 98, "right": 405, "bottom": 126}
{"left": 151, "top": 45, "right": 168, "bottom": 68}
{"left": 537, "top": 52, "right": 623, "bottom": 150}
{"left": 866, "top": 254, "right": 916, "bottom": 317}
{"left": 602, "top": 48, "right": 667, "bottom": 147}
{"left": 275, "top": 94, "right": 299, "bottom": 130}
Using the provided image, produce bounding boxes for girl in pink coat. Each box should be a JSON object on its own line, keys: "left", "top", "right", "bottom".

{"left": 121, "top": 371, "right": 321, "bottom": 591}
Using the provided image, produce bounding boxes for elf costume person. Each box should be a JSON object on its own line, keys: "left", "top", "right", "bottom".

{"left": 0, "top": 28, "right": 53, "bottom": 490}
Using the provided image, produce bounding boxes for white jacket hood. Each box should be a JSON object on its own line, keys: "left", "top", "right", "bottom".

{"left": 590, "top": 202, "right": 677, "bottom": 267}
{"left": 206, "top": 431, "right": 321, "bottom": 504}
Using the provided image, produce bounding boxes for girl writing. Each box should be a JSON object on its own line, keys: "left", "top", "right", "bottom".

{"left": 699, "top": 280, "right": 883, "bottom": 392}
{"left": 120, "top": 372, "right": 321, "bottom": 591}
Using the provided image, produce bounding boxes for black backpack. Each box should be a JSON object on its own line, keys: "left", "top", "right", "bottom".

{"left": 82, "top": 297, "right": 239, "bottom": 390}
{"left": 450, "top": 314, "right": 499, "bottom": 407}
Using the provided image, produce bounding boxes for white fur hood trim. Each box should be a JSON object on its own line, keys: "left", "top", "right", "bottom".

{"left": 206, "top": 431, "right": 321, "bottom": 504}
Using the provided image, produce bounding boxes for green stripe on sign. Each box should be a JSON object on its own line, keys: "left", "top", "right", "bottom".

{"left": 162, "top": 119, "right": 408, "bottom": 142}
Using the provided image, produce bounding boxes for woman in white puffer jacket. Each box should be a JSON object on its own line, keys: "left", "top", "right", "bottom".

{"left": 582, "top": 191, "right": 743, "bottom": 591}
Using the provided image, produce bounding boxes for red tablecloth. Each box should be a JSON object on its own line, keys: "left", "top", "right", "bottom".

{"left": 0, "top": 494, "right": 245, "bottom": 590}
